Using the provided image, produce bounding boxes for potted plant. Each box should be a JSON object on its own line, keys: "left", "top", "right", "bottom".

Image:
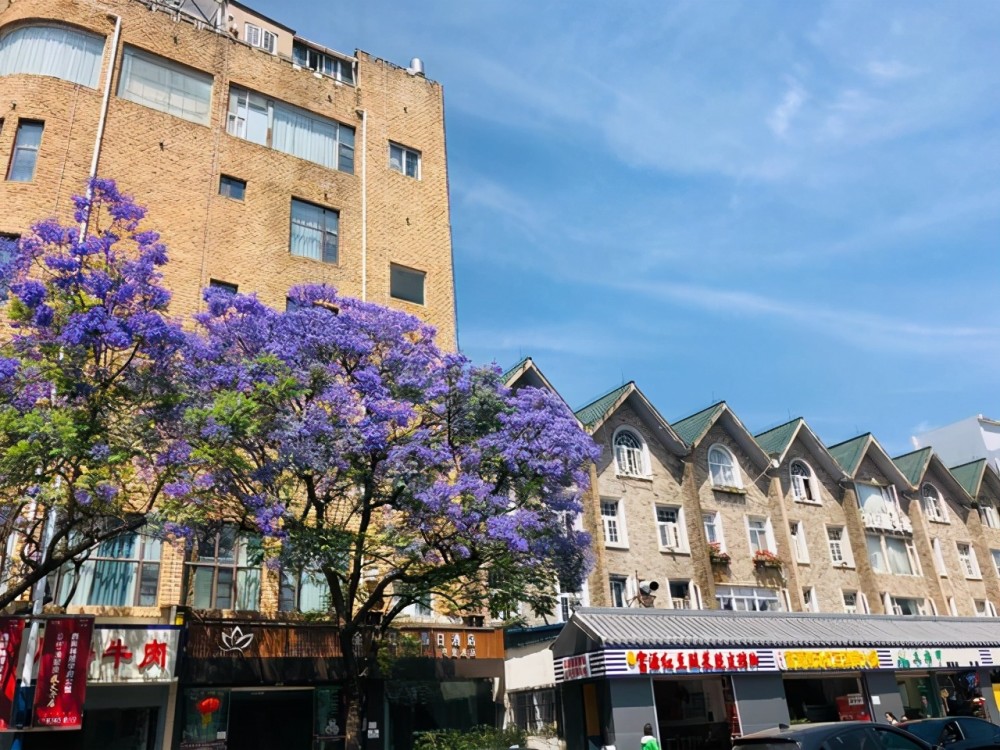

{"left": 708, "top": 543, "right": 731, "bottom": 565}
{"left": 753, "top": 549, "right": 783, "bottom": 569}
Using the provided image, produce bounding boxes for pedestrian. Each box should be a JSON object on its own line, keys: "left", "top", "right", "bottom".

{"left": 641, "top": 723, "right": 661, "bottom": 750}
{"left": 885, "top": 712, "right": 899, "bottom": 726}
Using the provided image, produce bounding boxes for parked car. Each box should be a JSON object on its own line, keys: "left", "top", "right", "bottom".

{"left": 900, "top": 718, "right": 1000, "bottom": 750}
{"left": 733, "top": 721, "right": 937, "bottom": 750}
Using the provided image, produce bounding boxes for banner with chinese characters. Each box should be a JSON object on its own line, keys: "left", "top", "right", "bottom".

{"left": 33, "top": 616, "right": 94, "bottom": 729}
{"left": 0, "top": 618, "right": 24, "bottom": 729}
{"left": 89, "top": 627, "right": 181, "bottom": 684}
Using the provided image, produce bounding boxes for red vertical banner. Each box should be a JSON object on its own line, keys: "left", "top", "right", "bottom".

{"left": 33, "top": 617, "right": 93, "bottom": 729}
{"left": 0, "top": 617, "right": 25, "bottom": 729}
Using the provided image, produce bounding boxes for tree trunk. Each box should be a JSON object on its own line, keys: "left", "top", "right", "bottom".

{"left": 341, "top": 629, "right": 368, "bottom": 750}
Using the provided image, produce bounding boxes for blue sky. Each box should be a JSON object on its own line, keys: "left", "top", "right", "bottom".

{"left": 253, "top": 0, "right": 1000, "bottom": 458}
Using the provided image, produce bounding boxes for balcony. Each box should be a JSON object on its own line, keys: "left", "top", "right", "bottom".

{"left": 670, "top": 598, "right": 692, "bottom": 610}
{"left": 862, "top": 511, "right": 912, "bottom": 535}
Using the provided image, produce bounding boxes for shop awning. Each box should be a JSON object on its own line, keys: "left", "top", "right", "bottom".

{"left": 551, "top": 608, "right": 1000, "bottom": 658}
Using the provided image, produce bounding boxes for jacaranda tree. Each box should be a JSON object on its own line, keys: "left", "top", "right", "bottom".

{"left": 0, "top": 179, "right": 190, "bottom": 610}
{"left": 182, "top": 285, "right": 598, "bottom": 750}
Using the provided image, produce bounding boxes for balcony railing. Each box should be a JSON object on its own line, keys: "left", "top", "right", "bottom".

{"left": 862, "top": 511, "right": 912, "bottom": 534}
{"left": 671, "top": 598, "right": 691, "bottom": 610}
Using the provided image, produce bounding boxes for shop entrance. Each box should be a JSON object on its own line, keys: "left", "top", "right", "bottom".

{"left": 897, "top": 671, "right": 987, "bottom": 720}
{"left": 227, "top": 689, "right": 313, "bottom": 750}
{"left": 782, "top": 675, "right": 868, "bottom": 722}
{"left": 652, "top": 677, "right": 732, "bottom": 750}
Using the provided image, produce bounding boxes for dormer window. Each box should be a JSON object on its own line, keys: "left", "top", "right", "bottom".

{"left": 921, "top": 483, "right": 948, "bottom": 523}
{"left": 245, "top": 23, "right": 276, "bottom": 53}
{"left": 708, "top": 445, "right": 741, "bottom": 488}
{"left": 790, "top": 460, "right": 820, "bottom": 504}
{"left": 613, "top": 429, "right": 646, "bottom": 476}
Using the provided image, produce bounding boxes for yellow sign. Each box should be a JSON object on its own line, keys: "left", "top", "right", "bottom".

{"left": 783, "top": 650, "right": 880, "bottom": 670}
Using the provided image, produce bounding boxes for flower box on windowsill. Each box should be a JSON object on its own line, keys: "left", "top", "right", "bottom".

{"left": 753, "top": 551, "right": 783, "bottom": 569}
{"left": 712, "top": 485, "right": 747, "bottom": 496}
{"left": 708, "top": 543, "right": 730, "bottom": 566}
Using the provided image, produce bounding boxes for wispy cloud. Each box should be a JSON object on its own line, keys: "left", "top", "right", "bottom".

{"left": 768, "top": 80, "right": 807, "bottom": 137}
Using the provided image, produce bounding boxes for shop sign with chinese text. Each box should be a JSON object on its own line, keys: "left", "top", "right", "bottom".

{"left": 33, "top": 617, "right": 94, "bottom": 729}
{"left": 0, "top": 618, "right": 24, "bottom": 729}
{"left": 89, "top": 627, "right": 181, "bottom": 683}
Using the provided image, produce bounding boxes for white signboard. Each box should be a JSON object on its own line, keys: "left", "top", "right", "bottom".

{"left": 89, "top": 627, "right": 180, "bottom": 684}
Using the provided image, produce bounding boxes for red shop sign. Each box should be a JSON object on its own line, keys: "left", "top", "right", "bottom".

{"left": 0, "top": 618, "right": 25, "bottom": 729}
{"left": 626, "top": 649, "right": 760, "bottom": 674}
{"left": 33, "top": 617, "right": 94, "bottom": 729}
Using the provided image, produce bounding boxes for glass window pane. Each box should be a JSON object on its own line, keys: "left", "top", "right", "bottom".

{"left": 215, "top": 568, "right": 233, "bottom": 609}
{"left": 90, "top": 560, "right": 135, "bottom": 606}
{"left": 390, "top": 264, "right": 425, "bottom": 304}
{"left": 8, "top": 121, "right": 43, "bottom": 182}
{"left": 192, "top": 566, "right": 214, "bottom": 608}
{"left": 118, "top": 47, "right": 212, "bottom": 125}
{"left": 236, "top": 568, "right": 260, "bottom": 610}
{"left": 138, "top": 563, "right": 159, "bottom": 606}
{"left": 0, "top": 25, "right": 104, "bottom": 87}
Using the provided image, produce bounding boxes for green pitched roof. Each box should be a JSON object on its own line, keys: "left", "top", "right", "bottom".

{"left": 950, "top": 459, "right": 986, "bottom": 497}
{"left": 574, "top": 383, "right": 632, "bottom": 429}
{"left": 755, "top": 418, "right": 802, "bottom": 456}
{"left": 893, "top": 448, "right": 932, "bottom": 486}
{"left": 672, "top": 402, "right": 726, "bottom": 447}
{"left": 501, "top": 357, "right": 530, "bottom": 384}
{"left": 828, "top": 434, "right": 871, "bottom": 476}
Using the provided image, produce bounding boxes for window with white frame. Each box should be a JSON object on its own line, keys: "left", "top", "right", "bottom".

{"left": 789, "top": 521, "right": 809, "bottom": 563}
{"left": 656, "top": 505, "right": 685, "bottom": 551}
{"left": 667, "top": 580, "right": 697, "bottom": 610}
{"left": 292, "top": 42, "right": 354, "bottom": 84}
{"left": 227, "top": 86, "right": 355, "bottom": 173}
{"left": 558, "top": 591, "right": 583, "bottom": 622}
{"left": 703, "top": 512, "right": 725, "bottom": 550}
{"left": 932, "top": 538, "right": 947, "bottom": 576}
{"left": 118, "top": 47, "right": 212, "bottom": 125}
{"left": 974, "top": 599, "right": 997, "bottom": 617}
{"left": 790, "top": 460, "right": 820, "bottom": 503}
{"left": 0, "top": 24, "right": 105, "bottom": 88}
{"left": 887, "top": 595, "right": 927, "bottom": 616}
{"left": 601, "top": 499, "right": 627, "bottom": 547}
{"left": 613, "top": 429, "right": 646, "bottom": 476}
{"left": 244, "top": 23, "right": 277, "bottom": 53}
{"left": 856, "top": 482, "right": 902, "bottom": 516}
{"left": 708, "top": 445, "right": 741, "bottom": 488}
{"left": 948, "top": 597, "right": 958, "bottom": 616}
{"left": 609, "top": 575, "right": 628, "bottom": 608}
{"left": 921, "top": 483, "right": 948, "bottom": 522}
{"left": 843, "top": 590, "right": 858, "bottom": 614}
{"left": 957, "top": 543, "right": 981, "bottom": 579}
{"left": 992, "top": 549, "right": 1000, "bottom": 577}
{"left": 747, "top": 516, "right": 775, "bottom": 554}
{"left": 827, "top": 526, "right": 854, "bottom": 567}
{"left": 389, "top": 142, "right": 421, "bottom": 178}
{"left": 802, "top": 587, "right": 819, "bottom": 612}
{"left": 716, "top": 585, "right": 783, "bottom": 612}
{"left": 980, "top": 504, "right": 1000, "bottom": 529}
{"left": 867, "top": 534, "right": 919, "bottom": 576}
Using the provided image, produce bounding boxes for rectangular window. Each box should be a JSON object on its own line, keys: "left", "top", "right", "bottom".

{"left": 290, "top": 199, "right": 339, "bottom": 263}
{"left": 227, "top": 87, "right": 355, "bottom": 173}
{"left": 980, "top": 505, "right": 1000, "bottom": 529}
{"left": 188, "top": 527, "right": 261, "bottom": 610}
{"left": 51, "top": 532, "right": 160, "bottom": 607}
{"left": 747, "top": 517, "right": 774, "bottom": 554}
{"left": 279, "top": 568, "right": 330, "bottom": 612}
{"left": 886, "top": 537, "right": 917, "bottom": 576}
{"left": 867, "top": 534, "right": 887, "bottom": 572}
{"left": 390, "top": 264, "right": 425, "bottom": 305}
{"left": 889, "top": 596, "right": 926, "bottom": 616}
{"left": 244, "top": 23, "right": 277, "bottom": 53}
{"left": 932, "top": 538, "right": 947, "bottom": 576}
{"left": 219, "top": 175, "right": 246, "bottom": 200}
{"left": 292, "top": 42, "right": 354, "bottom": 84}
{"left": 802, "top": 587, "right": 818, "bottom": 612}
{"left": 789, "top": 521, "right": 809, "bottom": 564}
{"left": 7, "top": 120, "right": 43, "bottom": 182}
{"left": 703, "top": 512, "right": 724, "bottom": 550}
{"left": 843, "top": 591, "right": 857, "bottom": 614}
{"left": 656, "top": 506, "right": 684, "bottom": 551}
{"left": 992, "top": 550, "right": 1000, "bottom": 577}
{"left": 389, "top": 142, "right": 421, "bottom": 178}
{"left": 558, "top": 591, "right": 582, "bottom": 623}
{"left": 118, "top": 47, "right": 212, "bottom": 125}
{"left": 958, "top": 543, "right": 981, "bottom": 579}
{"left": 601, "top": 500, "right": 625, "bottom": 546}
{"left": 209, "top": 279, "right": 238, "bottom": 295}
{"left": 716, "top": 585, "right": 783, "bottom": 612}
{"left": 974, "top": 600, "right": 996, "bottom": 617}
{"left": 609, "top": 575, "right": 627, "bottom": 608}
{"left": 827, "top": 526, "right": 853, "bottom": 567}
{"left": 0, "top": 233, "right": 17, "bottom": 300}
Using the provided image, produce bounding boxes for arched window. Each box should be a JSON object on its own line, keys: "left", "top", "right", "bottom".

{"left": 921, "top": 483, "right": 947, "bottom": 522}
{"left": 790, "top": 459, "right": 819, "bottom": 503}
{"left": 613, "top": 429, "right": 645, "bottom": 476}
{"left": 708, "top": 444, "right": 740, "bottom": 488}
{"left": 0, "top": 24, "right": 105, "bottom": 88}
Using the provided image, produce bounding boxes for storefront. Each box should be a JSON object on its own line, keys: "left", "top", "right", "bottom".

{"left": 551, "top": 609, "right": 1000, "bottom": 750}
{"left": 175, "top": 621, "right": 504, "bottom": 750}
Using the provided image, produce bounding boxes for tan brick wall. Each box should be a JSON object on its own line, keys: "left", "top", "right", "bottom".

{"left": 0, "top": 0, "right": 456, "bottom": 349}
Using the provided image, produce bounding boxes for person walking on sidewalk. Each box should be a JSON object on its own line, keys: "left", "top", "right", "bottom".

{"left": 641, "top": 723, "right": 661, "bottom": 750}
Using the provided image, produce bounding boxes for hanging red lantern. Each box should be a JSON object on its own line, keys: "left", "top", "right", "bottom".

{"left": 196, "top": 696, "right": 221, "bottom": 728}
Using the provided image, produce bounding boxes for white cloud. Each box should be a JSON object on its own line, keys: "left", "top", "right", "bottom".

{"left": 768, "top": 80, "right": 807, "bottom": 138}
{"left": 866, "top": 59, "right": 919, "bottom": 82}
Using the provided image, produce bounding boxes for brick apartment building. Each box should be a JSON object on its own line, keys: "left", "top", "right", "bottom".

{"left": 0, "top": 2, "right": 486, "bottom": 749}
